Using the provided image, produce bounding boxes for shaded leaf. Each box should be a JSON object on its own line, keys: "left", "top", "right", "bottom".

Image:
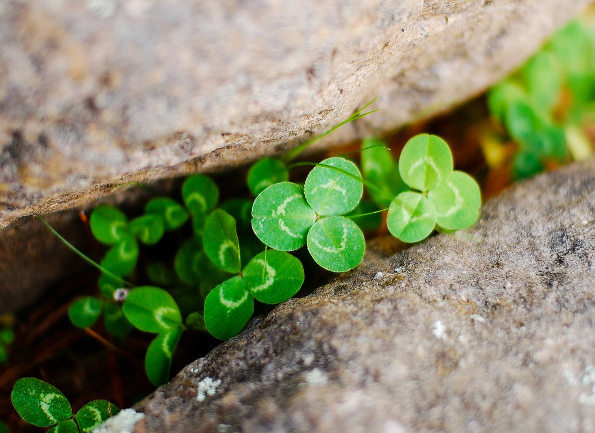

{"left": 146, "top": 261, "right": 177, "bottom": 286}
{"left": 203, "top": 210, "right": 242, "bottom": 273}
{"left": 11, "top": 378, "right": 72, "bottom": 427}
{"left": 68, "top": 297, "right": 104, "bottom": 329}
{"left": 100, "top": 236, "right": 139, "bottom": 277}
{"left": 220, "top": 199, "right": 253, "bottom": 232}
{"left": 185, "top": 312, "right": 206, "bottom": 331}
{"left": 90, "top": 205, "right": 129, "bottom": 245}
{"left": 146, "top": 198, "right": 189, "bottom": 231}
{"left": 47, "top": 419, "right": 78, "bottom": 433}
{"left": 243, "top": 250, "right": 304, "bottom": 304}
{"left": 247, "top": 158, "right": 289, "bottom": 196}
{"left": 103, "top": 303, "right": 132, "bottom": 337}
{"left": 75, "top": 400, "right": 119, "bottom": 433}
{"left": 122, "top": 287, "right": 182, "bottom": 333}
{"left": 129, "top": 214, "right": 165, "bottom": 245}
{"left": 144, "top": 329, "right": 183, "bottom": 386}
{"left": 204, "top": 276, "right": 254, "bottom": 340}
{"left": 182, "top": 174, "right": 219, "bottom": 215}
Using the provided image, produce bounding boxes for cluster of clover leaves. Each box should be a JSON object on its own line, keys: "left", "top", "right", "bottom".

{"left": 10, "top": 102, "right": 482, "bottom": 433}
{"left": 10, "top": 377, "right": 118, "bottom": 433}
{"left": 487, "top": 19, "right": 594, "bottom": 180}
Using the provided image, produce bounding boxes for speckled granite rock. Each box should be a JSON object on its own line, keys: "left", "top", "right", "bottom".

{"left": 131, "top": 159, "right": 595, "bottom": 433}
{"left": 0, "top": 0, "right": 591, "bottom": 228}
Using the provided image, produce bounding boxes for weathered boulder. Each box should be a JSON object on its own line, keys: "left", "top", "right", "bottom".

{"left": 130, "top": 159, "right": 595, "bottom": 433}
{"left": 0, "top": 0, "right": 591, "bottom": 228}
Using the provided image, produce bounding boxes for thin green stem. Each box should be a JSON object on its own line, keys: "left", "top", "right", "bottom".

{"left": 338, "top": 144, "right": 392, "bottom": 159}
{"left": 38, "top": 216, "right": 132, "bottom": 287}
{"left": 282, "top": 98, "right": 379, "bottom": 163}
{"left": 346, "top": 208, "right": 388, "bottom": 219}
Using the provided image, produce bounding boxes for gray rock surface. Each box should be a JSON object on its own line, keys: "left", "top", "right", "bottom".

{"left": 0, "top": 0, "right": 591, "bottom": 228}
{"left": 133, "top": 159, "right": 595, "bottom": 433}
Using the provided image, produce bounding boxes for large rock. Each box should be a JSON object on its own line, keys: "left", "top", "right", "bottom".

{"left": 0, "top": 0, "right": 591, "bottom": 228}
{"left": 131, "top": 159, "right": 595, "bottom": 433}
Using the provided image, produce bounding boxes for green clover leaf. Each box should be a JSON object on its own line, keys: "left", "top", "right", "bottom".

{"left": 182, "top": 174, "right": 219, "bottom": 215}
{"left": 204, "top": 276, "right": 254, "bottom": 340}
{"left": 247, "top": 158, "right": 289, "bottom": 196}
{"left": 387, "top": 191, "right": 437, "bottom": 243}
{"left": 242, "top": 250, "right": 304, "bottom": 304}
{"left": 75, "top": 400, "right": 119, "bottom": 433}
{"left": 144, "top": 329, "right": 183, "bottom": 386}
{"left": 47, "top": 419, "right": 78, "bottom": 433}
{"left": 90, "top": 205, "right": 129, "bottom": 245}
{"left": 103, "top": 303, "right": 132, "bottom": 337}
{"left": 68, "top": 297, "right": 104, "bottom": 329}
{"left": 398, "top": 134, "right": 453, "bottom": 192}
{"left": 129, "top": 214, "right": 165, "bottom": 245}
{"left": 122, "top": 287, "right": 182, "bottom": 333}
{"left": 428, "top": 171, "right": 481, "bottom": 231}
{"left": 100, "top": 236, "right": 139, "bottom": 277}
{"left": 203, "top": 210, "right": 242, "bottom": 274}
{"left": 146, "top": 198, "right": 189, "bottom": 231}
{"left": 11, "top": 378, "right": 72, "bottom": 427}
{"left": 304, "top": 157, "right": 363, "bottom": 216}
{"left": 251, "top": 182, "right": 317, "bottom": 251}
{"left": 306, "top": 216, "right": 365, "bottom": 272}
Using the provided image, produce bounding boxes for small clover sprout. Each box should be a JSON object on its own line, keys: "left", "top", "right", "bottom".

{"left": 182, "top": 174, "right": 219, "bottom": 216}
{"left": 99, "top": 236, "right": 139, "bottom": 277}
{"left": 307, "top": 216, "right": 365, "bottom": 272}
{"left": 89, "top": 205, "right": 129, "bottom": 245}
{"left": 427, "top": 171, "right": 481, "bottom": 230}
{"left": 11, "top": 378, "right": 118, "bottom": 433}
{"left": 360, "top": 137, "right": 406, "bottom": 207}
{"left": 122, "top": 287, "right": 182, "bottom": 333}
{"left": 0, "top": 327, "right": 14, "bottom": 364}
{"left": 398, "top": 134, "right": 453, "bottom": 192}
{"left": 145, "top": 329, "right": 183, "bottom": 386}
{"left": 204, "top": 276, "right": 254, "bottom": 340}
{"left": 68, "top": 297, "right": 104, "bottom": 329}
{"left": 247, "top": 158, "right": 289, "bottom": 196}
{"left": 387, "top": 191, "right": 437, "bottom": 243}
{"left": 145, "top": 198, "right": 189, "bottom": 231}
{"left": 242, "top": 250, "right": 304, "bottom": 304}
{"left": 203, "top": 210, "right": 242, "bottom": 273}
{"left": 304, "top": 157, "right": 363, "bottom": 216}
{"left": 129, "top": 214, "right": 165, "bottom": 245}
{"left": 103, "top": 303, "right": 132, "bottom": 337}
{"left": 251, "top": 182, "right": 316, "bottom": 251}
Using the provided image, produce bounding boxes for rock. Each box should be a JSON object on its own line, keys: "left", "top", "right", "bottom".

{"left": 133, "top": 159, "right": 595, "bottom": 433}
{"left": 0, "top": 0, "right": 591, "bottom": 228}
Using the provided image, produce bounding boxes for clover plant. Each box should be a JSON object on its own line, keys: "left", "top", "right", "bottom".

{"left": 33, "top": 99, "right": 482, "bottom": 400}
{"left": 0, "top": 327, "right": 14, "bottom": 364}
{"left": 11, "top": 378, "right": 118, "bottom": 433}
{"left": 487, "top": 19, "right": 594, "bottom": 179}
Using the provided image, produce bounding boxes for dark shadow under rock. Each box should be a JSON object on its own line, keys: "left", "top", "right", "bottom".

{"left": 132, "top": 159, "right": 594, "bottom": 433}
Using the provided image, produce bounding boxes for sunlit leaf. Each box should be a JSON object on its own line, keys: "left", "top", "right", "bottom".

{"left": 247, "top": 158, "right": 289, "bottom": 196}
{"left": 146, "top": 198, "right": 189, "bottom": 231}
{"left": 243, "top": 250, "right": 304, "bottom": 304}
{"left": 144, "top": 329, "right": 183, "bottom": 386}
{"left": 306, "top": 216, "right": 365, "bottom": 272}
{"left": 204, "top": 276, "right": 254, "bottom": 340}
{"left": 68, "top": 297, "right": 104, "bottom": 329}
{"left": 75, "top": 400, "right": 119, "bottom": 433}
{"left": 47, "top": 419, "right": 78, "bottom": 433}
{"left": 521, "top": 50, "right": 562, "bottom": 112}
{"left": 251, "top": 182, "right": 316, "bottom": 251}
{"left": 428, "top": 171, "right": 481, "bottom": 231}
{"left": 387, "top": 191, "right": 437, "bottom": 243}
{"left": 90, "top": 205, "right": 129, "bottom": 245}
{"left": 487, "top": 80, "right": 526, "bottom": 126}
{"left": 398, "top": 134, "right": 453, "bottom": 192}
{"left": 304, "top": 157, "right": 363, "bottom": 216}
{"left": 182, "top": 174, "right": 219, "bottom": 215}
{"left": 122, "top": 287, "right": 182, "bottom": 333}
{"left": 203, "top": 210, "right": 242, "bottom": 273}
{"left": 11, "top": 378, "right": 72, "bottom": 427}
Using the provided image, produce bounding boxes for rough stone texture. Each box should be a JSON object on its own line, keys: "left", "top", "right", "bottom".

{"left": 133, "top": 159, "right": 595, "bottom": 433}
{"left": 0, "top": 0, "right": 591, "bottom": 228}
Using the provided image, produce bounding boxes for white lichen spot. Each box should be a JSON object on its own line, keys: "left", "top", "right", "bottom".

{"left": 505, "top": 281, "right": 512, "bottom": 289}
{"left": 301, "top": 352, "right": 315, "bottom": 367}
{"left": 189, "top": 367, "right": 199, "bottom": 374}
{"left": 469, "top": 314, "right": 486, "bottom": 323}
{"left": 86, "top": 0, "right": 117, "bottom": 18}
{"left": 394, "top": 266, "right": 403, "bottom": 273}
{"left": 91, "top": 408, "right": 144, "bottom": 433}
{"left": 218, "top": 424, "right": 232, "bottom": 433}
{"left": 432, "top": 320, "right": 447, "bottom": 340}
{"left": 562, "top": 369, "right": 579, "bottom": 386}
{"left": 196, "top": 377, "right": 222, "bottom": 402}
{"left": 305, "top": 368, "right": 328, "bottom": 386}
{"left": 373, "top": 271, "right": 384, "bottom": 280}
